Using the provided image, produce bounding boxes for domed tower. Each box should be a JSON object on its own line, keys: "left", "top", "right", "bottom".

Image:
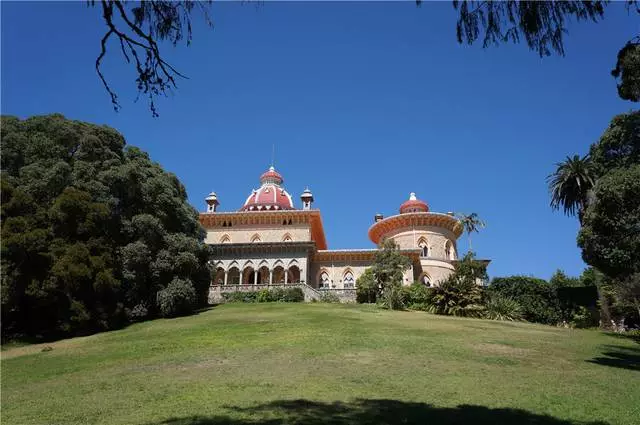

{"left": 240, "top": 166, "right": 295, "bottom": 211}
{"left": 368, "top": 192, "right": 463, "bottom": 286}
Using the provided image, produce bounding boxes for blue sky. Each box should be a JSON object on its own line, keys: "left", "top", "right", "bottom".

{"left": 2, "top": 2, "right": 637, "bottom": 280}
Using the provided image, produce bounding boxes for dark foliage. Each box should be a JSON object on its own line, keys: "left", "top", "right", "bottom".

{"left": 577, "top": 112, "right": 640, "bottom": 279}
{"left": 488, "top": 276, "right": 562, "bottom": 324}
{"left": 1, "top": 114, "right": 210, "bottom": 340}
{"left": 222, "top": 288, "right": 304, "bottom": 303}
{"left": 149, "top": 398, "right": 610, "bottom": 425}
{"left": 426, "top": 252, "right": 487, "bottom": 317}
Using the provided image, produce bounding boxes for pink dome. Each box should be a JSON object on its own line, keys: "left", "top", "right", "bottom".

{"left": 240, "top": 166, "right": 295, "bottom": 211}
{"left": 399, "top": 192, "right": 429, "bottom": 214}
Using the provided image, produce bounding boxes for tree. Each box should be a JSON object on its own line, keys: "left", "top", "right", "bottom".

{"left": 426, "top": 252, "right": 486, "bottom": 317}
{"left": 1, "top": 114, "right": 211, "bottom": 340}
{"left": 577, "top": 165, "right": 640, "bottom": 278}
{"left": 87, "top": 1, "right": 635, "bottom": 115}
{"left": 355, "top": 239, "right": 411, "bottom": 307}
{"left": 572, "top": 111, "right": 640, "bottom": 280}
{"left": 547, "top": 154, "right": 595, "bottom": 225}
{"left": 90, "top": 0, "right": 213, "bottom": 116}
{"left": 455, "top": 213, "right": 485, "bottom": 252}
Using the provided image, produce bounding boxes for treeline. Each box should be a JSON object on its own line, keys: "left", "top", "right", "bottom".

{"left": 1, "top": 115, "right": 210, "bottom": 341}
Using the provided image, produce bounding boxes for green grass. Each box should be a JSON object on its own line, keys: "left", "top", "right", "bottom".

{"left": 2, "top": 303, "right": 638, "bottom": 425}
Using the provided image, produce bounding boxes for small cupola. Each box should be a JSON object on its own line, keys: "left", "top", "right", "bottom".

{"left": 301, "top": 187, "right": 314, "bottom": 210}
{"left": 205, "top": 192, "right": 219, "bottom": 213}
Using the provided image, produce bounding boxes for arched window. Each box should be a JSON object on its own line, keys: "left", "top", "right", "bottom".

{"left": 418, "top": 239, "right": 428, "bottom": 258}
{"left": 319, "top": 271, "right": 331, "bottom": 289}
{"left": 220, "top": 234, "right": 231, "bottom": 244}
{"left": 282, "top": 233, "right": 293, "bottom": 242}
{"left": 445, "top": 240, "right": 455, "bottom": 260}
{"left": 343, "top": 271, "right": 355, "bottom": 288}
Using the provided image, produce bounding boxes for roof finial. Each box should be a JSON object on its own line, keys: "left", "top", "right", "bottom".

{"left": 271, "top": 143, "right": 275, "bottom": 169}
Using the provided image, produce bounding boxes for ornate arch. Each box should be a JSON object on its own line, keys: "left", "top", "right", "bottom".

{"left": 317, "top": 268, "right": 331, "bottom": 289}
{"left": 250, "top": 233, "right": 262, "bottom": 243}
{"left": 342, "top": 269, "right": 355, "bottom": 288}
{"left": 444, "top": 240, "right": 455, "bottom": 260}
{"left": 220, "top": 234, "right": 231, "bottom": 244}
{"left": 417, "top": 237, "right": 429, "bottom": 258}
{"left": 282, "top": 233, "right": 293, "bottom": 242}
{"left": 418, "top": 272, "right": 432, "bottom": 287}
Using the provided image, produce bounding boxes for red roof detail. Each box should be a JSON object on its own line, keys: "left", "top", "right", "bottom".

{"left": 399, "top": 194, "right": 429, "bottom": 214}
{"left": 239, "top": 166, "right": 295, "bottom": 211}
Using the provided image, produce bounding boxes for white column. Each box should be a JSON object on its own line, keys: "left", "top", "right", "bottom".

{"left": 239, "top": 269, "right": 243, "bottom": 285}
{"left": 284, "top": 270, "right": 288, "bottom": 285}
{"left": 254, "top": 271, "right": 258, "bottom": 285}
{"left": 224, "top": 271, "right": 228, "bottom": 285}
{"left": 269, "top": 269, "right": 273, "bottom": 285}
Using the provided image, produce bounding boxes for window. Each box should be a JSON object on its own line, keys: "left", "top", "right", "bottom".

{"left": 343, "top": 271, "right": 355, "bottom": 288}
{"left": 445, "top": 240, "right": 455, "bottom": 260}
{"left": 320, "top": 271, "right": 331, "bottom": 288}
{"left": 418, "top": 238, "right": 428, "bottom": 258}
{"left": 282, "top": 234, "right": 293, "bottom": 242}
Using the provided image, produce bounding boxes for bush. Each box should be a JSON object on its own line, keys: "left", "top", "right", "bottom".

{"left": 488, "top": 276, "right": 561, "bottom": 324}
{"left": 356, "top": 269, "right": 378, "bottom": 303}
{"left": 404, "top": 283, "right": 431, "bottom": 311}
{"left": 157, "top": 278, "right": 197, "bottom": 317}
{"left": 228, "top": 287, "right": 304, "bottom": 303}
{"left": 223, "top": 292, "right": 258, "bottom": 303}
{"left": 318, "top": 291, "right": 341, "bottom": 303}
{"left": 484, "top": 294, "right": 524, "bottom": 321}
{"left": 379, "top": 285, "right": 405, "bottom": 310}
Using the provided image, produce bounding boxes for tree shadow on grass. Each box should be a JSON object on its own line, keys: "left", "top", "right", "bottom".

{"left": 151, "top": 399, "right": 610, "bottom": 425}
{"left": 587, "top": 344, "right": 640, "bottom": 371}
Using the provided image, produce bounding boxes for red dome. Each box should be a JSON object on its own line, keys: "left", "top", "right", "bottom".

{"left": 240, "top": 166, "right": 295, "bottom": 211}
{"left": 399, "top": 192, "right": 429, "bottom": 214}
{"left": 259, "top": 166, "right": 283, "bottom": 185}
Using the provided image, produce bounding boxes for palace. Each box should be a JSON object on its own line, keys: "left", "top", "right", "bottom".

{"left": 200, "top": 166, "right": 480, "bottom": 302}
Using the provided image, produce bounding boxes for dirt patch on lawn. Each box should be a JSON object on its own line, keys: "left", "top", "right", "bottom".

{"left": 473, "top": 343, "right": 534, "bottom": 358}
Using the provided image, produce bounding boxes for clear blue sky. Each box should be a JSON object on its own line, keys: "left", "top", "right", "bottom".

{"left": 2, "top": 2, "right": 637, "bottom": 280}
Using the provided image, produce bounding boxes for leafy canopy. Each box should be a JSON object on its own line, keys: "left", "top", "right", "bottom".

{"left": 1, "top": 114, "right": 210, "bottom": 340}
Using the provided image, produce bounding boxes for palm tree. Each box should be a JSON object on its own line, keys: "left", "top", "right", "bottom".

{"left": 547, "top": 154, "right": 595, "bottom": 225}
{"left": 456, "top": 213, "right": 486, "bottom": 253}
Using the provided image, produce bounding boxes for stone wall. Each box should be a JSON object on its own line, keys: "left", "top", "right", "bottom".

{"left": 386, "top": 226, "right": 458, "bottom": 260}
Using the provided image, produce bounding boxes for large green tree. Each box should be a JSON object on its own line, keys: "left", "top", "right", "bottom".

{"left": 1, "top": 114, "right": 210, "bottom": 340}
{"left": 575, "top": 112, "right": 640, "bottom": 279}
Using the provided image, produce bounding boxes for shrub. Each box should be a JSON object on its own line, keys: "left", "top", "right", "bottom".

{"left": 487, "top": 276, "right": 562, "bottom": 324}
{"left": 484, "top": 294, "right": 524, "bottom": 321}
{"left": 223, "top": 292, "right": 258, "bottom": 303}
{"left": 379, "top": 285, "right": 405, "bottom": 310}
{"left": 404, "top": 282, "right": 431, "bottom": 311}
{"left": 157, "top": 278, "right": 196, "bottom": 317}
{"left": 256, "top": 289, "right": 272, "bottom": 303}
{"left": 318, "top": 291, "right": 341, "bottom": 303}
{"left": 356, "top": 269, "right": 378, "bottom": 303}
{"left": 425, "top": 253, "right": 486, "bottom": 317}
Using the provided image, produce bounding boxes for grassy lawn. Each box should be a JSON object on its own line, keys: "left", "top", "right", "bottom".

{"left": 2, "top": 303, "right": 638, "bottom": 425}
